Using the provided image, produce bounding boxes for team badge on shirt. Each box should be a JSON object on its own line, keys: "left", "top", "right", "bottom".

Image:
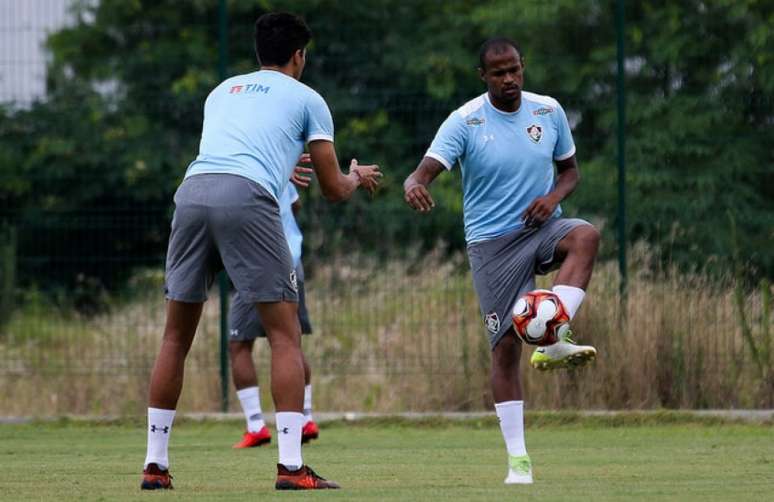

{"left": 526, "top": 124, "right": 543, "bottom": 143}
{"left": 484, "top": 311, "right": 500, "bottom": 334}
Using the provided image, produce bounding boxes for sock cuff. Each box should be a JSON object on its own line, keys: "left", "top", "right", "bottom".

{"left": 552, "top": 284, "right": 586, "bottom": 319}
{"left": 148, "top": 407, "right": 176, "bottom": 419}
{"left": 236, "top": 386, "right": 259, "bottom": 400}
{"left": 552, "top": 284, "right": 585, "bottom": 293}
{"left": 494, "top": 400, "right": 524, "bottom": 412}
{"left": 275, "top": 411, "right": 305, "bottom": 423}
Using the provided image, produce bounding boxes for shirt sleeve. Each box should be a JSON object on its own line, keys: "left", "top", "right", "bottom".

{"left": 553, "top": 102, "right": 576, "bottom": 161}
{"left": 305, "top": 92, "right": 334, "bottom": 143}
{"left": 425, "top": 111, "right": 467, "bottom": 170}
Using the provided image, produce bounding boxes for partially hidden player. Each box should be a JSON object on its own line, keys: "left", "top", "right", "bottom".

{"left": 403, "top": 38, "right": 599, "bottom": 484}
{"left": 230, "top": 154, "right": 320, "bottom": 449}
{"left": 141, "top": 12, "right": 381, "bottom": 491}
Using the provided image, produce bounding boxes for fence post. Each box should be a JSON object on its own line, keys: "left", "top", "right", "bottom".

{"left": 615, "top": 0, "right": 628, "bottom": 310}
{"left": 217, "top": 0, "right": 230, "bottom": 413}
{"left": 0, "top": 225, "right": 15, "bottom": 327}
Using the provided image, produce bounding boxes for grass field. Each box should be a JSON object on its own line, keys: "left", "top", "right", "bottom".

{"left": 1, "top": 417, "right": 772, "bottom": 501}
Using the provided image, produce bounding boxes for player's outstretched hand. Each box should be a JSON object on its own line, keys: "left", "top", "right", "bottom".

{"left": 291, "top": 153, "right": 314, "bottom": 188}
{"left": 349, "top": 158, "right": 382, "bottom": 195}
{"left": 404, "top": 183, "right": 435, "bottom": 213}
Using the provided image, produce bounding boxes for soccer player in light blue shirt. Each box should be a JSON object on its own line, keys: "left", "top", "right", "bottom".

{"left": 143, "top": 13, "right": 381, "bottom": 492}
{"left": 403, "top": 38, "right": 601, "bottom": 485}
{"left": 185, "top": 71, "right": 334, "bottom": 202}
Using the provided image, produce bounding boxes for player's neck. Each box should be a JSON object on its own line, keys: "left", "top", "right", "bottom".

{"left": 260, "top": 65, "right": 298, "bottom": 80}
{"left": 488, "top": 91, "right": 521, "bottom": 113}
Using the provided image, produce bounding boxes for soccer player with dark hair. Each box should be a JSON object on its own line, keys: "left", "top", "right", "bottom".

{"left": 403, "top": 37, "right": 599, "bottom": 484}
{"left": 141, "top": 12, "right": 380, "bottom": 491}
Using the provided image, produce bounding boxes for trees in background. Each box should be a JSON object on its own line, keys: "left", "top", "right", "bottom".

{"left": 0, "top": 0, "right": 771, "bottom": 296}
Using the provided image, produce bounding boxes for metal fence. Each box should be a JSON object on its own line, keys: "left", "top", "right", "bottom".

{"left": 1, "top": 0, "right": 772, "bottom": 415}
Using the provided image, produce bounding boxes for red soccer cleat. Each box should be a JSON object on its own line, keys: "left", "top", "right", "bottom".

{"left": 275, "top": 464, "right": 340, "bottom": 490}
{"left": 301, "top": 420, "right": 319, "bottom": 444}
{"left": 233, "top": 426, "right": 272, "bottom": 448}
{"left": 140, "top": 463, "right": 173, "bottom": 490}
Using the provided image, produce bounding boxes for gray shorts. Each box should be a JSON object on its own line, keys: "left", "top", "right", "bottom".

{"left": 164, "top": 174, "right": 298, "bottom": 304}
{"left": 229, "top": 263, "right": 313, "bottom": 341}
{"left": 467, "top": 218, "right": 592, "bottom": 349}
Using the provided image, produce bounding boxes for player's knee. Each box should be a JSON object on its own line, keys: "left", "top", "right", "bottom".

{"left": 264, "top": 326, "right": 301, "bottom": 350}
{"left": 161, "top": 326, "right": 195, "bottom": 349}
{"left": 571, "top": 224, "right": 600, "bottom": 254}
{"left": 228, "top": 340, "right": 250, "bottom": 358}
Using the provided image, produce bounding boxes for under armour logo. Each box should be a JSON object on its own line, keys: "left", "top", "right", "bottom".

{"left": 280, "top": 427, "right": 289, "bottom": 434}
{"left": 150, "top": 425, "right": 169, "bottom": 434}
{"left": 482, "top": 134, "right": 495, "bottom": 143}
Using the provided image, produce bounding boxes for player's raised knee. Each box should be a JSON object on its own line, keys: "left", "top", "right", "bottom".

{"left": 569, "top": 224, "right": 600, "bottom": 253}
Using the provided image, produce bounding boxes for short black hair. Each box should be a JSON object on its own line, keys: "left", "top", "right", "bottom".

{"left": 478, "top": 37, "right": 522, "bottom": 69}
{"left": 254, "top": 12, "right": 312, "bottom": 67}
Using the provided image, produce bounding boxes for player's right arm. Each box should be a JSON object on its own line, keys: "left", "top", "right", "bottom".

{"left": 304, "top": 91, "right": 381, "bottom": 202}
{"left": 308, "top": 141, "right": 381, "bottom": 202}
{"left": 403, "top": 158, "right": 445, "bottom": 212}
{"left": 404, "top": 110, "right": 467, "bottom": 213}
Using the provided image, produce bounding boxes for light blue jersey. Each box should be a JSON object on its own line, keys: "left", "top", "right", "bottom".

{"left": 185, "top": 70, "right": 334, "bottom": 201}
{"left": 279, "top": 183, "right": 303, "bottom": 268}
{"left": 426, "top": 91, "right": 576, "bottom": 243}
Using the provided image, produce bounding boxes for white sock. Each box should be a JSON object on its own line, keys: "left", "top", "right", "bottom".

{"left": 237, "top": 386, "right": 265, "bottom": 432}
{"left": 303, "top": 384, "right": 313, "bottom": 423}
{"left": 552, "top": 285, "right": 586, "bottom": 320}
{"left": 276, "top": 412, "right": 305, "bottom": 470}
{"left": 495, "top": 401, "right": 527, "bottom": 457}
{"left": 144, "top": 407, "right": 176, "bottom": 470}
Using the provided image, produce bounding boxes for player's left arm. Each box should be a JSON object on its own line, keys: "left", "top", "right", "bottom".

{"left": 522, "top": 156, "right": 579, "bottom": 228}
{"left": 523, "top": 100, "right": 579, "bottom": 227}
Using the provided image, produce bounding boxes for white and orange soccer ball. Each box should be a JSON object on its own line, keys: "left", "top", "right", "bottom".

{"left": 511, "top": 289, "right": 570, "bottom": 346}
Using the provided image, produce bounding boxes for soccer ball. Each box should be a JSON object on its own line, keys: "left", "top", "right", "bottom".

{"left": 511, "top": 289, "right": 570, "bottom": 346}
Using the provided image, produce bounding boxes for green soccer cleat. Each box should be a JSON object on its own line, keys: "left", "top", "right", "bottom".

{"left": 505, "top": 454, "right": 533, "bottom": 484}
{"left": 530, "top": 330, "right": 596, "bottom": 371}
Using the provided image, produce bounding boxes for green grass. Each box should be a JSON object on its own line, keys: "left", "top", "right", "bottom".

{"left": 1, "top": 419, "right": 772, "bottom": 501}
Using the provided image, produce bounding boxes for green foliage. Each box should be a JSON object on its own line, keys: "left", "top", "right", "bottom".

{"left": 0, "top": 0, "right": 772, "bottom": 295}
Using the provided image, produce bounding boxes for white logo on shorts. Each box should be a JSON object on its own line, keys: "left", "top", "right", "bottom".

{"left": 484, "top": 311, "right": 500, "bottom": 334}
{"left": 290, "top": 270, "right": 298, "bottom": 292}
{"left": 230, "top": 329, "right": 239, "bottom": 337}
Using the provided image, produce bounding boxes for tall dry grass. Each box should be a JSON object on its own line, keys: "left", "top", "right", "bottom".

{"left": 0, "top": 247, "right": 771, "bottom": 416}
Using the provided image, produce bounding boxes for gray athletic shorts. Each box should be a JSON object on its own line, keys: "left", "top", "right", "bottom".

{"left": 229, "top": 262, "right": 313, "bottom": 341}
{"left": 164, "top": 174, "right": 298, "bottom": 304}
{"left": 467, "top": 218, "right": 592, "bottom": 349}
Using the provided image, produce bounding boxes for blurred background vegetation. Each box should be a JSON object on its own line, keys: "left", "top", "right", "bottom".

{"left": 1, "top": 0, "right": 772, "bottom": 294}
{"left": 0, "top": 0, "right": 772, "bottom": 414}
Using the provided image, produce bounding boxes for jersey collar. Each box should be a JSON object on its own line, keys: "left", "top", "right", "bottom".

{"left": 484, "top": 92, "right": 522, "bottom": 117}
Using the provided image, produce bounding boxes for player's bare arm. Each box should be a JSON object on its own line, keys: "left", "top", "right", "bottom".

{"left": 403, "top": 157, "right": 445, "bottom": 212}
{"left": 522, "top": 155, "right": 580, "bottom": 227}
{"left": 308, "top": 140, "right": 382, "bottom": 201}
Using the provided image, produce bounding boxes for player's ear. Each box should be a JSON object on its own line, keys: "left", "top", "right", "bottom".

{"left": 478, "top": 66, "right": 486, "bottom": 82}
